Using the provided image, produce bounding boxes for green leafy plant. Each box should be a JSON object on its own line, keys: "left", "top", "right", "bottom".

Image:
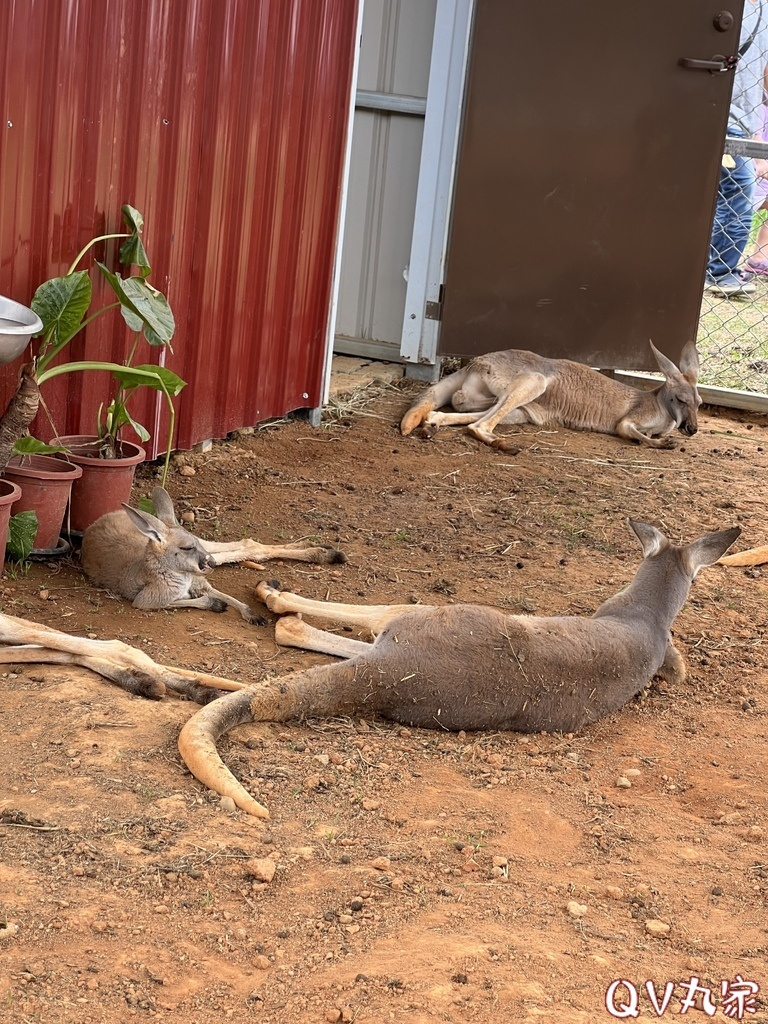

{"left": 26, "top": 204, "right": 186, "bottom": 479}
{"left": 5, "top": 510, "right": 38, "bottom": 562}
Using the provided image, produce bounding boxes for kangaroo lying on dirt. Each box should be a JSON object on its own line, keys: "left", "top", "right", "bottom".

{"left": 400, "top": 341, "right": 701, "bottom": 451}
{"left": 81, "top": 486, "right": 345, "bottom": 623}
{"left": 177, "top": 519, "right": 739, "bottom": 818}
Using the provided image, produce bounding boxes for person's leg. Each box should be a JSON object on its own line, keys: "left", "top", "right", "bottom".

{"left": 708, "top": 155, "right": 757, "bottom": 281}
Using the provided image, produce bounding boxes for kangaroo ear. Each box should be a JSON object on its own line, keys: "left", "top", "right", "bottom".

{"left": 676, "top": 341, "right": 700, "bottom": 384}
{"left": 684, "top": 526, "right": 741, "bottom": 577}
{"left": 151, "top": 487, "right": 178, "bottom": 526}
{"left": 649, "top": 340, "right": 682, "bottom": 380}
{"left": 627, "top": 518, "right": 667, "bottom": 557}
{"left": 122, "top": 504, "right": 168, "bottom": 544}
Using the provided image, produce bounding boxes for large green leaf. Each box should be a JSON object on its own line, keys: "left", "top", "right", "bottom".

{"left": 96, "top": 262, "right": 175, "bottom": 345}
{"left": 121, "top": 279, "right": 175, "bottom": 345}
{"left": 111, "top": 364, "right": 186, "bottom": 396}
{"left": 12, "top": 436, "right": 70, "bottom": 456}
{"left": 122, "top": 408, "right": 151, "bottom": 442}
{"left": 121, "top": 308, "right": 144, "bottom": 333}
{"left": 6, "top": 510, "right": 38, "bottom": 561}
{"left": 118, "top": 205, "right": 150, "bottom": 275}
{"left": 31, "top": 271, "right": 91, "bottom": 346}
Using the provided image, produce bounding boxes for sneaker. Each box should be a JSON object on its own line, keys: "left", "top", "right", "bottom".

{"left": 704, "top": 271, "right": 756, "bottom": 296}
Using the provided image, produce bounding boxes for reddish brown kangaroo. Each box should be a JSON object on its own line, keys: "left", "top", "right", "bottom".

{"left": 81, "top": 486, "right": 345, "bottom": 623}
{"left": 177, "top": 519, "right": 738, "bottom": 817}
{"left": 400, "top": 341, "right": 701, "bottom": 450}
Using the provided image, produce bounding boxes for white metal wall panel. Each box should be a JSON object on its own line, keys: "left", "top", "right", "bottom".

{"left": 335, "top": 0, "right": 437, "bottom": 354}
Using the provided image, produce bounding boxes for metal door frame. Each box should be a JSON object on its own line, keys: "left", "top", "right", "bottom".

{"left": 322, "top": 0, "right": 473, "bottom": 403}
{"left": 400, "top": 0, "right": 474, "bottom": 374}
{"left": 319, "top": 0, "right": 366, "bottom": 412}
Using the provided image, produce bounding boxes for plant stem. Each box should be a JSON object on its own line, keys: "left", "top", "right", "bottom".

{"left": 67, "top": 233, "right": 129, "bottom": 275}
{"left": 35, "top": 360, "right": 177, "bottom": 487}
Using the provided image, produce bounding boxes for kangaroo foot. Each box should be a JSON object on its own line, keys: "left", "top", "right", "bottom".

{"left": 653, "top": 435, "right": 677, "bottom": 450}
{"left": 490, "top": 438, "right": 522, "bottom": 454}
{"left": 254, "top": 580, "right": 294, "bottom": 614}
{"left": 274, "top": 614, "right": 306, "bottom": 646}
{"left": 656, "top": 642, "right": 687, "bottom": 686}
{"left": 401, "top": 402, "right": 434, "bottom": 436}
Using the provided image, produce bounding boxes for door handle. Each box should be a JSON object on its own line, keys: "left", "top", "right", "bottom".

{"left": 679, "top": 54, "right": 736, "bottom": 73}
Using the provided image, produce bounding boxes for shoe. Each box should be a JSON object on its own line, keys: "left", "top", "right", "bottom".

{"left": 737, "top": 270, "right": 757, "bottom": 293}
{"left": 744, "top": 256, "right": 768, "bottom": 276}
{"left": 704, "top": 271, "right": 756, "bottom": 296}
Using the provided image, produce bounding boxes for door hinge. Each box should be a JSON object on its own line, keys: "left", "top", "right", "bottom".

{"left": 425, "top": 286, "right": 444, "bottom": 321}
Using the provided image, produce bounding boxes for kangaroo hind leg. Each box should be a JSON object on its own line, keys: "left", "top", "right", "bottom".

{"left": 254, "top": 581, "right": 427, "bottom": 635}
{"left": 275, "top": 615, "right": 373, "bottom": 658}
{"left": 467, "top": 373, "right": 548, "bottom": 450}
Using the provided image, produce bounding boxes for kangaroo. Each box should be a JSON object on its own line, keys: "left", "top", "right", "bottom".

{"left": 400, "top": 341, "right": 701, "bottom": 451}
{"left": 81, "top": 486, "right": 345, "bottom": 623}
{"left": 177, "top": 519, "right": 739, "bottom": 817}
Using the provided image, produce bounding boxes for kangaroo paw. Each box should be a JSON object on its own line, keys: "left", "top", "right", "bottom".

{"left": 490, "top": 438, "right": 522, "bottom": 454}
{"left": 244, "top": 607, "right": 268, "bottom": 626}
{"left": 307, "top": 546, "right": 347, "bottom": 565}
{"left": 400, "top": 402, "right": 434, "bottom": 436}
{"left": 163, "top": 676, "right": 221, "bottom": 704}
{"left": 117, "top": 671, "right": 166, "bottom": 700}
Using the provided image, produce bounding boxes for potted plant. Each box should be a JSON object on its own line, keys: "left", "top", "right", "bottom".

{"left": 0, "top": 478, "right": 22, "bottom": 569}
{"left": 0, "top": 205, "right": 186, "bottom": 551}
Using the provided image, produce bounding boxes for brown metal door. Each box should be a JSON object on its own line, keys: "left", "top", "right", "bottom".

{"left": 439, "top": 1, "right": 745, "bottom": 369}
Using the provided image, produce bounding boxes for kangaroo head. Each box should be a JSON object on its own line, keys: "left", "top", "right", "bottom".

{"left": 122, "top": 490, "right": 215, "bottom": 577}
{"left": 628, "top": 518, "right": 741, "bottom": 579}
{"left": 650, "top": 340, "right": 702, "bottom": 437}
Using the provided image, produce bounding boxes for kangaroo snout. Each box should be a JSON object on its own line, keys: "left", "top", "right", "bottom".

{"left": 680, "top": 419, "right": 698, "bottom": 436}
{"left": 200, "top": 553, "right": 216, "bottom": 575}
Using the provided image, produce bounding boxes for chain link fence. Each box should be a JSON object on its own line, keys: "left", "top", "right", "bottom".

{"left": 698, "top": 179, "right": 768, "bottom": 395}
{"left": 696, "top": 10, "right": 768, "bottom": 402}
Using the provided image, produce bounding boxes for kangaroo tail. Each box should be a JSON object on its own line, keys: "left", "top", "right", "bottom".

{"left": 178, "top": 662, "right": 360, "bottom": 818}
{"left": 718, "top": 544, "right": 768, "bottom": 567}
{"left": 400, "top": 366, "right": 471, "bottom": 435}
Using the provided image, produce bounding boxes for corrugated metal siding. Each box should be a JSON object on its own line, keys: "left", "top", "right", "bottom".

{"left": 0, "top": 0, "right": 358, "bottom": 456}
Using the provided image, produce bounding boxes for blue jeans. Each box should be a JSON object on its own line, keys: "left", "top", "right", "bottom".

{"left": 708, "top": 133, "right": 757, "bottom": 280}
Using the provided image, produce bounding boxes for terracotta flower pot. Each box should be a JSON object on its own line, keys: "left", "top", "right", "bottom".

{"left": 3, "top": 455, "right": 83, "bottom": 552}
{"left": 0, "top": 479, "right": 22, "bottom": 568}
{"left": 54, "top": 435, "right": 145, "bottom": 534}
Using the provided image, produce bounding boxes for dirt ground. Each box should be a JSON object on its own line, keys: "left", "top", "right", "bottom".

{"left": 1, "top": 378, "right": 767, "bottom": 1024}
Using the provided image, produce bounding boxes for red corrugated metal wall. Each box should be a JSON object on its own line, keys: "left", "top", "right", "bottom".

{"left": 0, "top": 0, "right": 358, "bottom": 456}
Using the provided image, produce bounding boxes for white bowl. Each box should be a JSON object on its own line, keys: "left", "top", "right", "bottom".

{"left": 0, "top": 295, "right": 43, "bottom": 365}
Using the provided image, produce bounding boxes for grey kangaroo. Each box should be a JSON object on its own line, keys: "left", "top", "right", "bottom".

{"left": 178, "top": 519, "right": 739, "bottom": 817}
{"left": 400, "top": 341, "right": 701, "bottom": 451}
{"left": 81, "top": 486, "right": 345, "bottom": 624}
